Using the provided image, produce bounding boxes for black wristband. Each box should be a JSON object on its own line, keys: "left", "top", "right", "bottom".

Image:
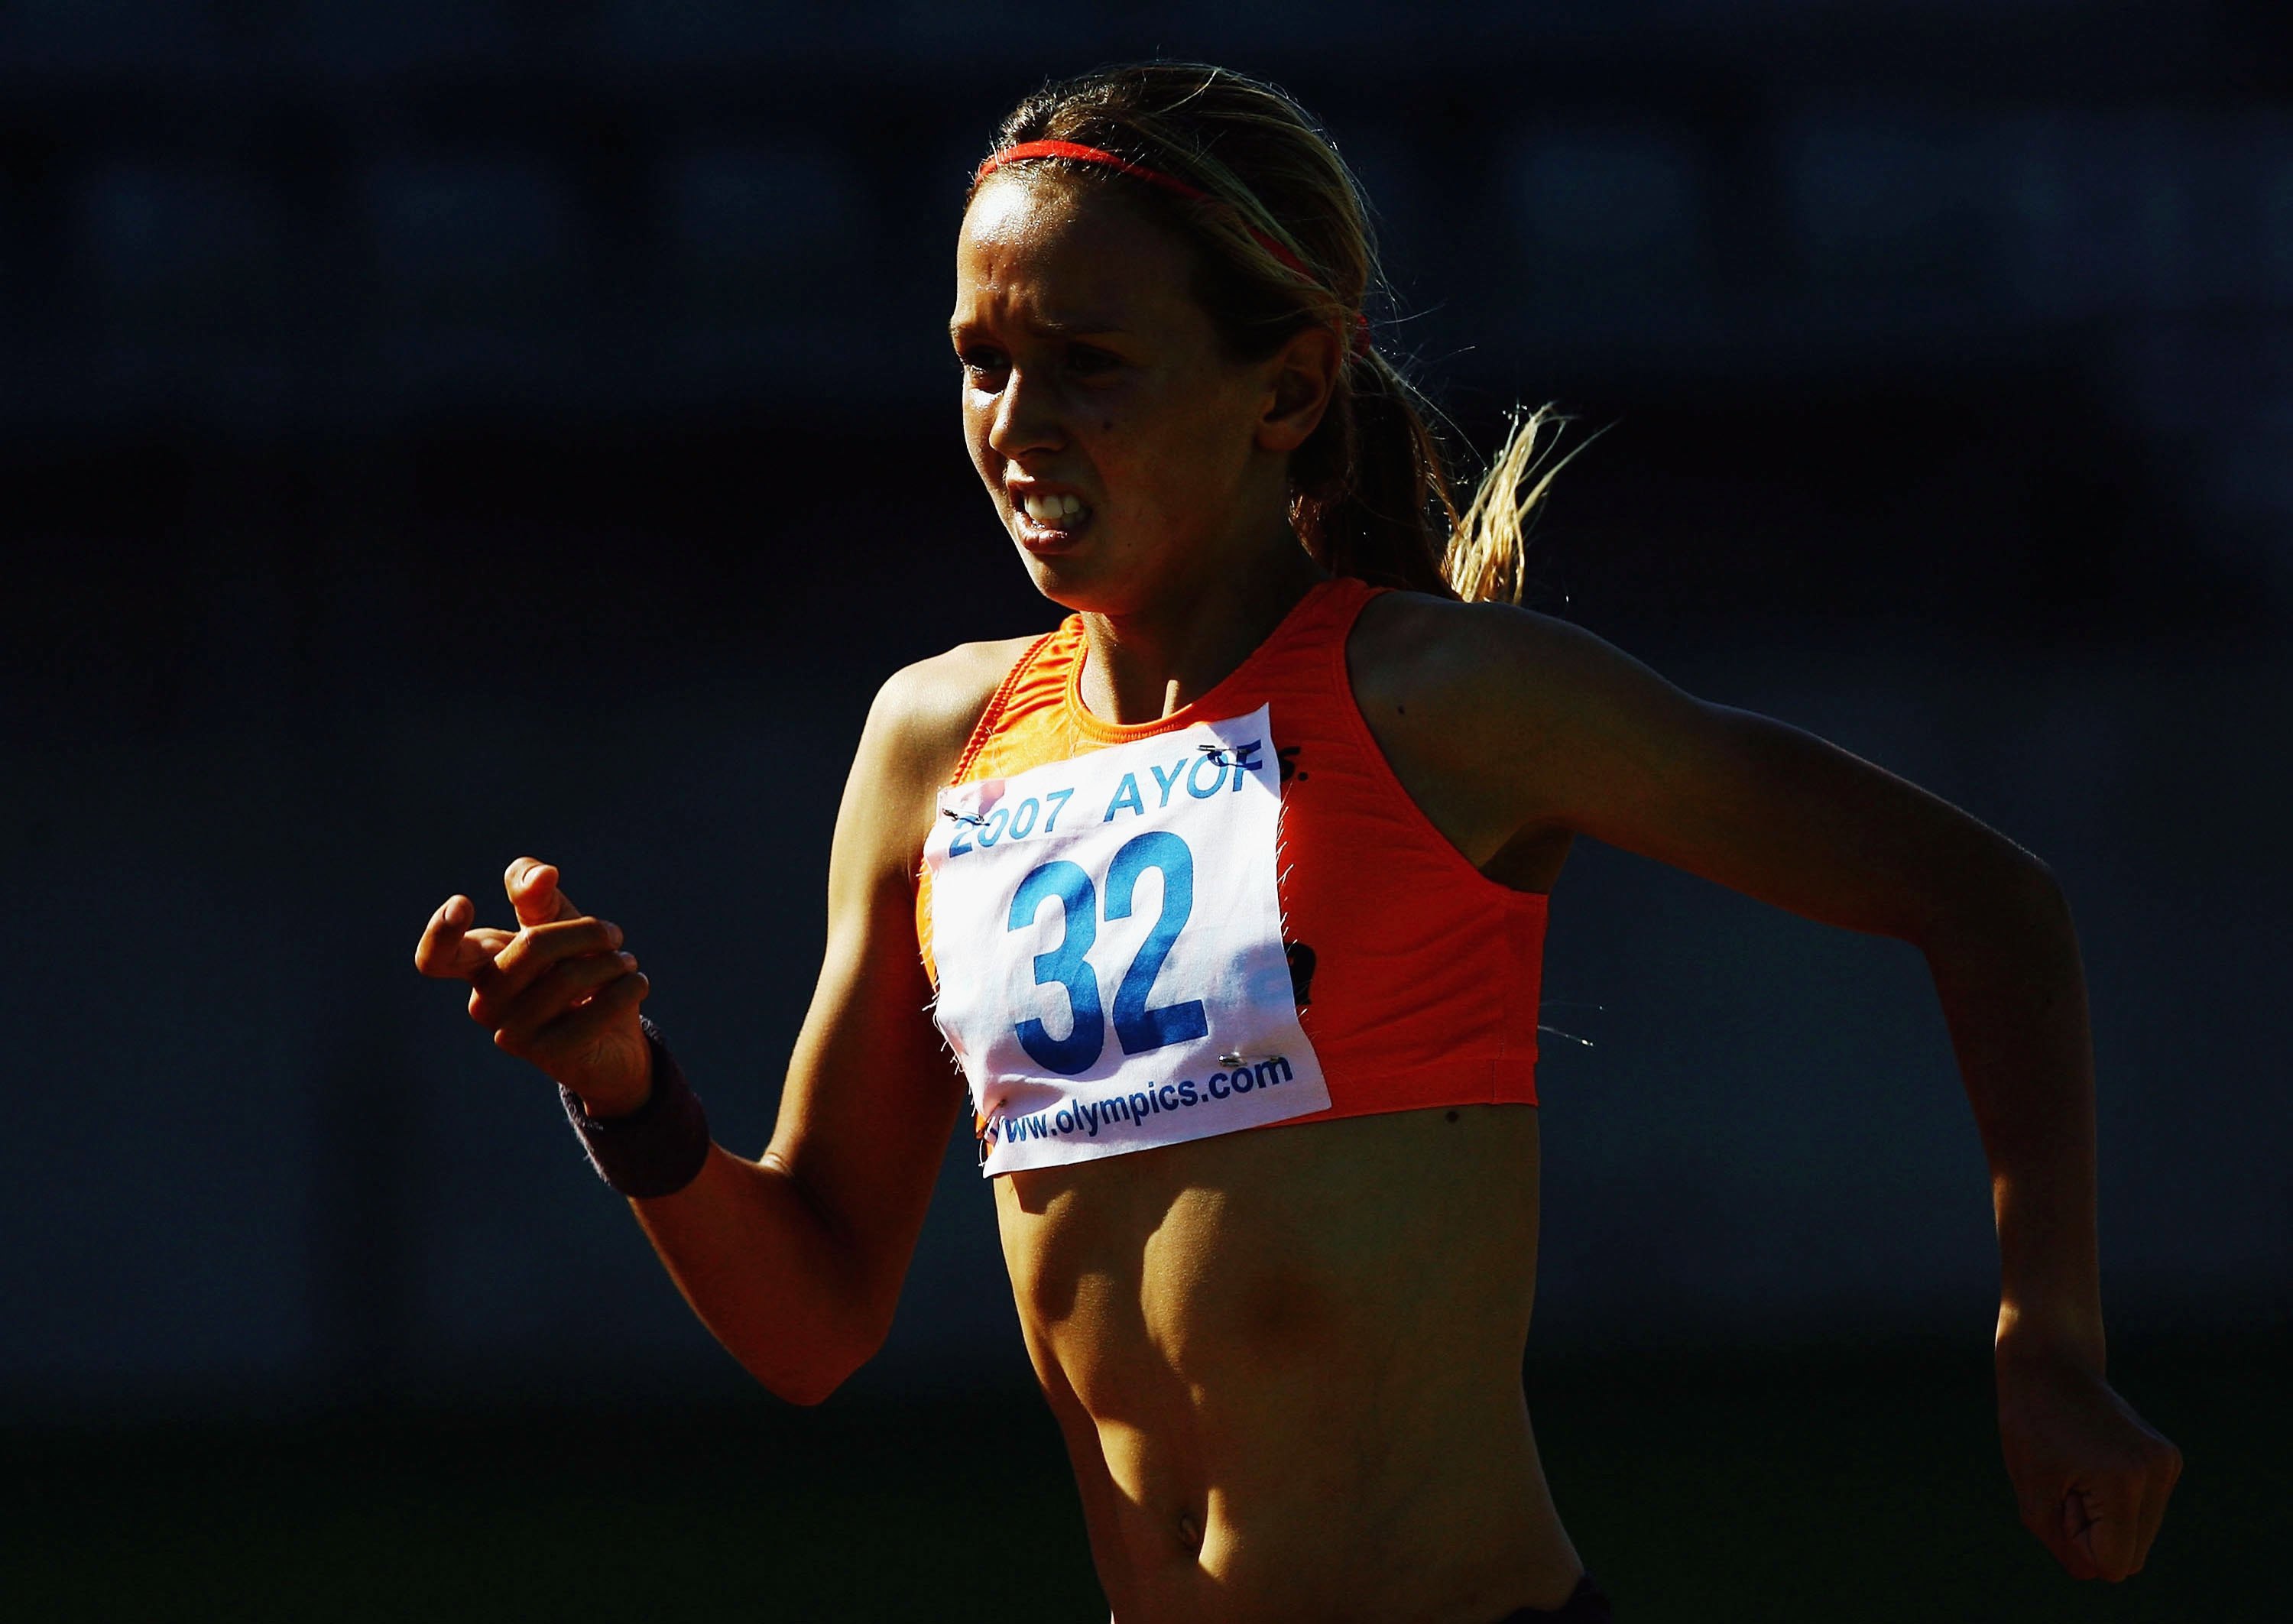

{"left": 559, "top": 1014, "right": 712, "bottom": 1199}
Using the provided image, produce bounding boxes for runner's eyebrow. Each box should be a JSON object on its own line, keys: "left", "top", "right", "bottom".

{"left": 1029, "top": 315, "right": 1127, "bottom": 336}
{"left": 949, "top": 314, "right": 1130, "bottom": 342}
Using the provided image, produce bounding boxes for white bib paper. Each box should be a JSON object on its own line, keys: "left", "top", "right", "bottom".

{"left": 925, "top": 704, "right": 1330, "bottom": 1175}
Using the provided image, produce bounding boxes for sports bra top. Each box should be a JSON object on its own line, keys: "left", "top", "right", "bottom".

{"left": 915, "top": 575, "right": 1548, "bottom": 1175}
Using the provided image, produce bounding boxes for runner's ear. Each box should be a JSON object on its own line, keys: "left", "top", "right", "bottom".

{"left": 1255, "top": 325, "right": 1341, "bottom": 455}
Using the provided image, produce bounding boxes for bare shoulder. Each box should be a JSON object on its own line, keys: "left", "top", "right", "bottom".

{"left": 866, "top": 634, "right": 1044, "bottom": 787}
{"left": 825, "top": 634, "right": 1046, "bottom": 895}
{"left": 1351, "top": 588, "right": 1514, "bottom": 673}
{"left": 1347, "top": 591, "right": 1646, "bottom": 760}
{"left": 1344, "top": 587, "right": 1722, "bottom": 874}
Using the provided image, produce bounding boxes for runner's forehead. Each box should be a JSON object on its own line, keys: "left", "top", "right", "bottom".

{"left": 952, "top": 174, "right": 1190, "bottom": 337}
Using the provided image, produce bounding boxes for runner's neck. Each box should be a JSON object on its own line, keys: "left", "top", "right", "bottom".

{"left": 1074, "top": 543, "right": 1328, "bottom": 726}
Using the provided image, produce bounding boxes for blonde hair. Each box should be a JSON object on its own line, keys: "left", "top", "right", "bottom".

{"left": 975, "top": 63, "right": 1591, "bottom": 604}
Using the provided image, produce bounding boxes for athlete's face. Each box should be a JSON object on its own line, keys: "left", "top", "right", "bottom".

{"left": 951, "top": 174, "right": 1337, "bottom": 614}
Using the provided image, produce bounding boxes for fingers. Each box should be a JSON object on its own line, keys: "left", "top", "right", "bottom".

{"left": 468, "top": 916, "right": 626, "bottom": 1021}
{"left": 414, "top": 893, "right": 521, "bottom": 981}
{"left": 2023, "top": 1480, "right": 2098, "bottom": 1580}
{"left": 2146, "top": 1441, "right": 2183, "bottom": 1557}
{"left": 420, "top": 860, "right": 651, "bottom": 1104}
{"left": 506, "top": 857, "right": 582, "bottom": 929}
{"left": 2061, "top": 1486, "right": 2110, "bottom": 1581}
{"left": 2044, "top": 1458, "right": 2176, "bottom": 1583}
{"left": 2087, "top": 1477, "right": 2148, "bottom": 1582}
{"left": 482, "top": 949, "right": 644, "bottom": 1052}
{"left": 414, "top": 859, "right": 584, "bottom": 984}
{"left": 2066, "top": 1430, "right": 2184, "bottom": 1581}
{"left": 2126, "top": 1438, "right": 2183, "bottom": 1577}
{"left": 500, "top": 964, "right": 653, "bottom": 1074}
{"left": 1999, "top": 1360, "right": 2184, "bottom": 1585}
{"left": 414, "top": 895, "right": 511, "bottom": 980}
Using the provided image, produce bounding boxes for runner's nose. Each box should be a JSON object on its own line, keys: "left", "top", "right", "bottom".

{"left": 988, "top": 363, "right": 1065, "bottom": 462}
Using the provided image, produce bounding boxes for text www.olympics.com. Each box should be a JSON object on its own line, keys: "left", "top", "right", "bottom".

{"left": 989, "top": 1055, "right": 1297, "bottom": 1146}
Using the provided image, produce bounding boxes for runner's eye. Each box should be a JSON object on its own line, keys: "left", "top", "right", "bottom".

{"left": 1067, "top": 344, "right": 1121, "bottom": 377}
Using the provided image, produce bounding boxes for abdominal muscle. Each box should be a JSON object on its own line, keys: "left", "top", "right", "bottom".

{"left": 994, "top": 1101, "right": 1581, "bottom": 1624}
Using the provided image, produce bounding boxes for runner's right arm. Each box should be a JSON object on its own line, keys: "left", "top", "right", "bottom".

{"left": 622, "top": 653, "right": 1001, "bottom": 1402}
{"left": 415, "top": 643, "right": 1019, "bottom": 1404}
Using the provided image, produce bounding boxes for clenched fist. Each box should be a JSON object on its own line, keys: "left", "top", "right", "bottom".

{"left": 414, "top": 857, "right": 654, "bottom": 1117}
{"left": 1997, "top": 1344, "right": 2183, "bottom": 1582}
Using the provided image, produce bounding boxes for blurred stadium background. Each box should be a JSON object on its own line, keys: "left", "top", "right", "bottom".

{"left": 2, "top": 2, "right": 2286, "bottom": 1618}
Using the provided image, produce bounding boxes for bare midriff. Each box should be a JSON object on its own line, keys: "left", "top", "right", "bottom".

{"left": 994, "top": 1100, "right": 1582, "bottom": 1624}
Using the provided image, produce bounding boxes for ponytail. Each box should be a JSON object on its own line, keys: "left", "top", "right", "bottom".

{"left": 1299, "top": 353, "right": 1586, "bottom": 607}
{"left": 983, "top": 63, "right": 1594, "bottom": 607}
{"left": 1290, "top": 350, "right": 1450, "bottom": 596}
{"left": 1442, "top": 402, "right": 1590, "bottom": 606}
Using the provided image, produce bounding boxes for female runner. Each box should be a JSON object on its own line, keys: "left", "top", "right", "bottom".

{"left": 413, "top": 63, "right": 2181, "bottom": 1623}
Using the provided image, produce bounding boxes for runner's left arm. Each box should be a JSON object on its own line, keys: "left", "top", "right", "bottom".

{"left": 1420, "top": 601, "right": 2183, "bottom": 1583}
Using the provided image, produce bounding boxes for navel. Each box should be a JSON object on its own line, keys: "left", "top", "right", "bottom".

{"left": 1176, "top": 1508, "right": 1203, "bottom": 1554}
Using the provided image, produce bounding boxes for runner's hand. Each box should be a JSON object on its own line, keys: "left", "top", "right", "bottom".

{"left": 1996, "top": 1347, "right": 2182, "bottom": 1581}
{"left": 413, "top": 857, "right": 654, "bottom": 1117}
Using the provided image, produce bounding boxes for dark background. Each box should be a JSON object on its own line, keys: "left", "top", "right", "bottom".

{"left": 2, "top": 3, "right": 2287, "bottom": 1619}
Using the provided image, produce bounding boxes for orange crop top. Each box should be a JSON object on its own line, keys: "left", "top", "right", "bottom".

{"left": 916, "top": 575, "right": 1547, "bottom": 1156}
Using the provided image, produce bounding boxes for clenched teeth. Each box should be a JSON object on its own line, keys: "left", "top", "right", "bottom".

{"left": 1021, "top": 492, "right": 1086, "bottom": 524}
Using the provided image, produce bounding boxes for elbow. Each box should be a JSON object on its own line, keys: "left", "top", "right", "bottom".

{"left": 728, "top": 1158, "right": 904, "bottom": 1407}
{"left": 1998, "top": 851, "right": 2071, "bottom": 932}
{"left": 763, "top": 1337, "right": 878, "bottom": 1408}
{"left": 767, "top": 1366, "right": 850, "bottom": 1409}
{"left": 743, "top": 1299, "right": 892, "bottom": 1408}
{"left": 1919, "top": 846, "right": 2071, "bottom": 959}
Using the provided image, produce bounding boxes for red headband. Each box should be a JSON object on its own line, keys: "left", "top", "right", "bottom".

{"left": 973, "top": 139, "right": 1373, "bottom": 358}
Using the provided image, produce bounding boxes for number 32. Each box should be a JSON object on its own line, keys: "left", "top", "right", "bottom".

{"left": 1007, "top": 830, "right": 1210, "bottom": 1075}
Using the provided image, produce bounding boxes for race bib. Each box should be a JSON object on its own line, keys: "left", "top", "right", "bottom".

{"left": 924, "top": 704, "right": 1329, "bottom": 1175}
